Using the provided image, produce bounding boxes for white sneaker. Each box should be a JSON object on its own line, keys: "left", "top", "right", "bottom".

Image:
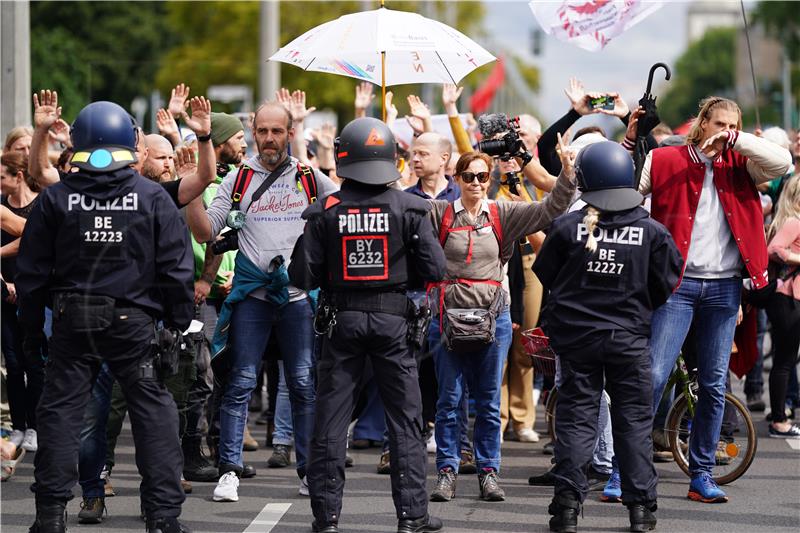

{"left": 426, "top": 433, "right": 437, "bottom": 454}
{"left": 517, "top": 428, "right": 540, "bottom": 443}
{"left": 533, "top": 388, "right": 542, "bottom": 407}
{"left": 213, "top": 471, "right": 239, "bottom": 502}
{"left": 21, "top": 429, "right": 38, "bottom": 452}
{"left": 299, "top": 475, "right": 309, "bottom": 496}
{"left": 9, "top": 430, "right": 24, "bottom": 448}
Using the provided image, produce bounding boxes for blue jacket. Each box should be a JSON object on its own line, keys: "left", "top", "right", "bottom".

{"left": 211, "top": 253, "right": 289, "bottom": 361}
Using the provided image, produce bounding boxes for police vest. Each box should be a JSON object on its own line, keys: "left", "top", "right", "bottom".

{"left": 322, "top": 190, "right": 409, "bottom": 291}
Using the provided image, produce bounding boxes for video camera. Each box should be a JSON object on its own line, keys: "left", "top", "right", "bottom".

{"left": 476, "top": 113, "right": 533, "bottom": 168}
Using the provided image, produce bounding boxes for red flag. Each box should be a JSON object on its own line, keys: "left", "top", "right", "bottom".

{"left": 470, "top": 57, "right": 505, "bottom": 116}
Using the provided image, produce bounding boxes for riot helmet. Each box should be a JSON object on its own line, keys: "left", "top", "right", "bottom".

{"left": 575, "top": 141, "right": 643, "bottom": 212}
{"left": 70, "top": 101, "right": 138, "bottom": 172}
{"left": 334, "top": 117, "right": 400, "bottom": 185}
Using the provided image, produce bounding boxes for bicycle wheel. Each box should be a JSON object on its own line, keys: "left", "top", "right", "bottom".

{"left": 545, "top": 387, "right": 558, "bottom": 442}
{"left": 665, "top": 392, "right": 757, "bottom": 485}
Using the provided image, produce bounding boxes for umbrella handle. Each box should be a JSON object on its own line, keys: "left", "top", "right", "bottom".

{"left": 645, "top": 62, "right": 671, "bottom": 95}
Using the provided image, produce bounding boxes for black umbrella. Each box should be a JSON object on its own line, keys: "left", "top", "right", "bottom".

{"left": 634, "top": 62, "right": 671, "bottom": 189}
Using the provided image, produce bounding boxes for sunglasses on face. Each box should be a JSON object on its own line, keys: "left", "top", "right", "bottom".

{"left": 459, "top": 171, "right": 490, "bottom": 184}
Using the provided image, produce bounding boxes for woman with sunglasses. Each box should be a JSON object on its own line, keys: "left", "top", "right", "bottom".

{"left": 427, "top": 134, "right": 576, "bottom": 503}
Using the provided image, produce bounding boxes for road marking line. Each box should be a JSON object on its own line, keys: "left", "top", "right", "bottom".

{"left": 243, "top": 502, "right": 292, "bottom": 533}
{"left": 786, "top": 439, "right": 800, "bottom": 451}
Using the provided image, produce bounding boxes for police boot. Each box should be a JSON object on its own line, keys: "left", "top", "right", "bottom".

{"left": 29, "top": 498, "right": 67, "bottom": 533}
{"left": 628, "top": 502, "right": 657, "bottom": 532}
{"left": 146, "top": 517, "right": 192, "bottom": 533}
{"left": 182, "top": 436, "right": 218, "bottom": 482}
{"left": 397, "top": 514, "right": 443, "bottom": 533}
{"left": 548, "top": 493, "right": 581, "bottom": 533}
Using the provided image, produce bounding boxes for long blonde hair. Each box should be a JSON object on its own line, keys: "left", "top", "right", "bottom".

{"left": 685, "top": 97, "right": 742, "bottom": 146}
{"left": 768, "top": 175, "right": 800, "bottom": 243}
{"left": 583, "top": 206, "right": 601, "bottom": 253}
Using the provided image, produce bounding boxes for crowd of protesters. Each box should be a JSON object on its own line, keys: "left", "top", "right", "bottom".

{"left": 1, "top": 73, "right": 799, "bottom": 533}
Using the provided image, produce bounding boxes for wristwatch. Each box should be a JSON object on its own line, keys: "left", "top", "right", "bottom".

{"left": 197, "top": 132, "right": 212, "bottom": 142}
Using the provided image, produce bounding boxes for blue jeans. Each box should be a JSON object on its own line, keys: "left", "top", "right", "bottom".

{"left": 219, "top": 297, "right": 316, "bottom": 476}
{"left": 649, "top": 277, "right": 740, "bottom": 476}
{"left": 272, "top": 361, "right": 294, "bottom": 447}
{"left": 353, "top": 379, "right": 387, "bottom": 442}
{"left": 430, "top": 308, "right": 512, "bottom": 472}
{"left": 78, "top": 363, "right": 115, "bottom": 498}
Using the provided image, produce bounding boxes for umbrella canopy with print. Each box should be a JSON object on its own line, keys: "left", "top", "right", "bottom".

{"left": 269, "top": 4, "right": 496, "bottom": 117}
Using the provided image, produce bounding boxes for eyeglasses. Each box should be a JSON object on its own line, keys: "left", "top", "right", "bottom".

{"left": 459, "top": 171, "right": 490, "bottom": 184}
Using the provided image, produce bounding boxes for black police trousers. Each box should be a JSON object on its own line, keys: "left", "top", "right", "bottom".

{"left": 309, "top": 310, "right": 428, "bottom": 526}
{"left": 553, "top": 332, "right": 657, "bottom": 506}
{"left": 32, "top": 304, "right": 184, "bottom": 519}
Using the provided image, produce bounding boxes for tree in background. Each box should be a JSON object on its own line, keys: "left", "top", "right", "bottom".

{"left": 31, "top": 1, "right": 176, "bottom": 121}
{"left": 658, "top": 27, "right": 736, "bottom": 128}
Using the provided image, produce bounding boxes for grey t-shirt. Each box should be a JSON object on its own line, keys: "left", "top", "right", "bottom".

{"left": 206, "top": 155, "right": 338, "bottom": 301}
{"left": 684, "top": 151, "right": 742, "bottom": 279}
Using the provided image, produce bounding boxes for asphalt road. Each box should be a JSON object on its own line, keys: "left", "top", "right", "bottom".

{"left": 2, "top": 385, "right": 799, "bottom": 533}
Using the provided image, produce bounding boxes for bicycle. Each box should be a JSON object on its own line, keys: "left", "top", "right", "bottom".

{"left": 663, "top": 355, "right": 757, "bottom": 485}
{"left": 520, "top": 329, "right": 559, "bottom": 440}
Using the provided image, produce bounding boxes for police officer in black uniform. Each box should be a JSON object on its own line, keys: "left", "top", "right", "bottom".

{"left": 15, "top": 101, "right": 195, "bottom": 533}
{"left": 297, "top": 118, "right": 446, "bottom": 533}
{"left": 532, "top": 142, "right": 682, "bottom": 533}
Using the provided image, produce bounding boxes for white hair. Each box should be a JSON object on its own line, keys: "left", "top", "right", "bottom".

{"left": 762, "top": 127, "right": 791, "bottom": 150}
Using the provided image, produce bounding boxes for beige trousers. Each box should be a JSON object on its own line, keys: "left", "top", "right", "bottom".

{"left": 500, "top": 253, "right": 543, "bottom": 433}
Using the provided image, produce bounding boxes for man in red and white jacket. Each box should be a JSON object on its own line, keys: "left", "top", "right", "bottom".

{"left": 625, "top": 97, "right": 791, "bottom": 504}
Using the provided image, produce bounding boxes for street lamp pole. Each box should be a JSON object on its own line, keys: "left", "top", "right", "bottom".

{"left": 260, "top": 0, "right": 281, "bottom": 104}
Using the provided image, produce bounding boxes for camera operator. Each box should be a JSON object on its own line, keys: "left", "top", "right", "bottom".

{"left": 185, "top": 100, "right": 337, "bottom": 503}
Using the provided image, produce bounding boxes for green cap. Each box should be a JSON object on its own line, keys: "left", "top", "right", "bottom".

{"left": 210, "top": 113, "right": 244, "bottom": 147}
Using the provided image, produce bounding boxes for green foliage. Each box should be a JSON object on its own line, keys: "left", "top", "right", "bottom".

{"left": 30, "top": 27, "right": 90, "bottom": 122}
{"left": 658, "top": 28, "right": 736, "bottom": 128}
{"left": 30, "top": 1, "right": 176, "bottom": 120}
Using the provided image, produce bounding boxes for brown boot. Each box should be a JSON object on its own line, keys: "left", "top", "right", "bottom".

{"left": 243, "top": 426, "right": 259, "bottom": 452}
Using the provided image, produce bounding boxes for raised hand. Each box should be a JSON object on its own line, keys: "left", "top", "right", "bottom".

{"left": 407, "top": 94, "right": 431, "bottom": 122}
{"left": 406, "top": 115, "right": 425, "bottom": 136}
{"left": 156, "top": 108, "right": 180, "bottom": 138}
{"left": 48, "top": 119, "right": 71, "bottom": 147}
{"left": 33, "top": 90, "right": 61, "bottom": 131}
{"left": 564, "top": 77, "right": 592, "bottom": 116}
{"left": 314, "top": 123, "right": 336, "bottom": 150}
{"left": 593, "top": 91, "right": 630, "bottom": 119}
{"left": 181, "top": 96, "right": 211, "bottom": 136}
{"left": 289, "top": 90, "right": 316, "bottom": 122}
{"left": 355, "top": 82, "right": 375, "bottom": 117}
{"left": 174, "top": 145, "right": 197, "bottom": 178}
{"left": 275, "top": 87, "right": 292, "bottom": 111}
{"left": 625, "top": 106, "right": 644, "bottom": 142}
{"left": 556, "top": 131, "right": 577, "bottom": 180}
{"left": 442, "top": 84, "right": 464, "bottom": 116}
{"left": 385, "top": 91, "right": 398, "bottom": 125}
{"left": 168, "top": 83, "right": 190, "bottom": 118}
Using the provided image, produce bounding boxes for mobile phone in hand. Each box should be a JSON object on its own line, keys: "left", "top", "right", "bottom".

{"left": 589, "top": 95, "right": 615, "bottom": 111}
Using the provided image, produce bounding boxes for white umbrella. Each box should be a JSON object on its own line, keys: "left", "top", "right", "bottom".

{"left": 269, "top": 3, "right": 496, "bottom": 118}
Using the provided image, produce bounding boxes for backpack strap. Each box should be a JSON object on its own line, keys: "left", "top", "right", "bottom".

{"left": 229, "top": 165, "right": 256, "bottom": 211}
{"left": 295, "top": 163, "right": 318, "bottom": 205}
{"left": 438, "top": 202, "right": 456, "bottom": 246}
{"left": 487, "top": 202, "right": 503, "bottom": 249}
